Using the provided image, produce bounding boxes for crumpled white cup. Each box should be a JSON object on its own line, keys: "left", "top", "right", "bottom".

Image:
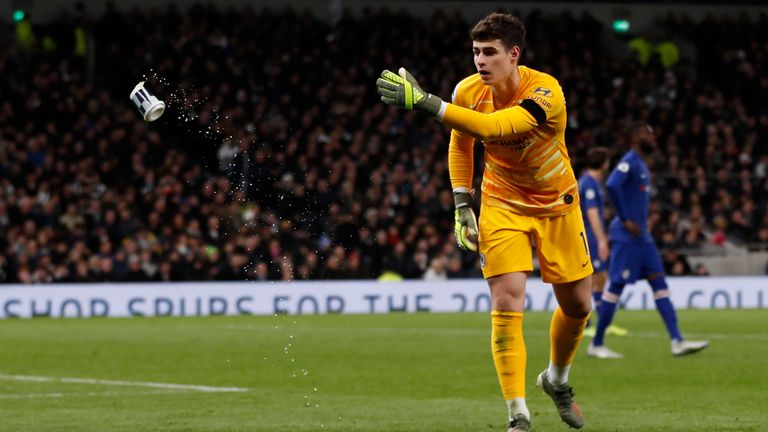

{"left": 129, "top": 81, "right": 165, "bottom": 122}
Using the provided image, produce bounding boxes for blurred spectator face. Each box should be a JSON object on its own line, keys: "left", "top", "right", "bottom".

{"left": 375, "top": 229, "right": 387, "bottom": 246}
{"left": 104, "top": 209, "right": 117, "bottom": 225}
{"left": 255, "top": 262, "right": 269, "bottom": 280}
{"left": 75, "top": 261, "right": 89, "bottom": 278}
{"left": 305, "top": 251, "right": 318, "bottom": 268}
{"left": 231, "top": 252, "right": 248, "bottom": 270}
{"left": 297, "top": 264, "right": 311, "bottom": 279}
{"left": 268, "top": 239, "right": 281, "bottom": 258}
{"left": 713, "top": 215, "right": 728, "bottom": 230}
{"left": 148, "top": 212, "right": 161, "bottom": 228}
{"left": 393, "top": 242, "right": 406, "bottom": 255}
{"left": 187, "top": 219, "right": 201, "bottom": 237}
{"left": 430, "top": 257, "right": 445, "bottom": 273}
{"left": 332, "top": 245, "right": 346, "bottom": 260}
{"left": 447, "top": 255, "right": 462, "bottom": 274}
{"left": 661, "top": 231, "right": 675, "bottom": 246}
{"left": 671, "top": 261, "right": 685, "bottom": 275}
{"left": 99, "top": 241, "right": 112, "bottom": 255}
{"left": 684, "top": 227, "right": 702, "bottom": 246}
{"left": 99, "top": 256, "right": 113, "bottom": 274}
{"left": 55, "top": 241, "right": 68, "bottom": 256}
{"left": 23, "top": 219, "right": 36, "bottom": 236}
{"left": 348, "top": 251, "right": 361, "bottom": 268}
{"left": 757, "top": 228, "right": 768, "bottom": 243}
{"left": 173, "top": 213, "right": 185, "bottom": 231}
{"left": 670, "top": 189, "right": 683, "bottom": 207}
{"left": 19, "top": 196, "right": 34, "bottom": 215}
{"left": 413, "top": 250, "right": 428, "bottom": 270}
{"left": 326, "top": 255, "right": 341, "bottom": 271}
{"left": 124, "top": 238, "right": 138, "bottom": 254}
{"left": 153, "top": 198, "right": 166, "bottom": 214}
{"left": 25, "top": 238, "right": 39, "bottom": 257}
{"left": 129, "top": 256, "right": 142, "bottom": 272}
{"left": 37, "top": 229, "right": 50, "bottom": 247}
{"left": 207, "top": 215, "right": 220, "bottom": 231}
{"left": 159, "top": 261, "right": 172, "bottom": 275}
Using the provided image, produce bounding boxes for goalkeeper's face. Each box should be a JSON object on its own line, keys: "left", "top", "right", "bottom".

{"left": 473, "top": 39, "right": 519, "bottom": 85}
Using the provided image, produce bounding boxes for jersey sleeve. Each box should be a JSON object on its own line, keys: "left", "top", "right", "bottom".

{"left": 448, "top": 81, "right": 475, "bottom": 189}
{"left": 580, "top": 178, "right": 600, "bottom": 210}
{"left": 520, "top": 77, "right": 565, "bottom": 122}
{"left": 606, "top": 160, "right": 632, "bottom": 221}
{"left": 449, "top": 129, "right": 475, "bottom": 190}
{"left": 440, "top": 76, "right": 565, "bottom": 141}
{"left": 441, "top": 104, "right": 538, "bottom": 140}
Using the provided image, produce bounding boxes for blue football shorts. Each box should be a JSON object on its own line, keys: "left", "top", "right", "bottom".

{"left": 608, "top": 241, "right": 664, "bottom": 284}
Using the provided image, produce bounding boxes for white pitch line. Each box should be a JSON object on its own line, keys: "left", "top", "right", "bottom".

{"left": 0, "top": 374, "right": 249, "bottom": 393}
{"left": 0, "top": 389, "right": 186, "bottom": 399}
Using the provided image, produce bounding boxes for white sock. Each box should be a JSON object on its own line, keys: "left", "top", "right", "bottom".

{"left": 506, "top": 397, "right": 529, "bottom": 420}
{"left": 547, "top": 361, "right": 571, "bottom": 387}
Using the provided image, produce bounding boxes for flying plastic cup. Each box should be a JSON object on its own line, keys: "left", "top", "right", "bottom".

{"left": 129, "top": 81, "right": 165, "bottom": 122}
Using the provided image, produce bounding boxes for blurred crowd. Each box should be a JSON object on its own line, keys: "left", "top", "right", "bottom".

{"left": 0, "top": 4, "right": 766, "bottom": 283}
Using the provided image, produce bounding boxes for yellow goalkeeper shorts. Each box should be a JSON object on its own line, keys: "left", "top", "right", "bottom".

{"left": 478, "top": 204, "right": 594, "bottom": 284}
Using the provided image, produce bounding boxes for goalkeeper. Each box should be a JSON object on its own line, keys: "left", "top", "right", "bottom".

{"left": 377, "top": 13, "right": 592, "bottom": 432}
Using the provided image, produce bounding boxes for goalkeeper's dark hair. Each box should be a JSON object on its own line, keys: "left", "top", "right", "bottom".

{"left": 586, "top": 147, "right": 610, "bottom": 170}
{"left": 470, "top": 12, "right": 526, "bottom": 52}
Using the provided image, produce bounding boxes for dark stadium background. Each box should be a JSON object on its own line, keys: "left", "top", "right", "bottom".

{"left": 1, "top": 0, "right": 767, "bottom": 283}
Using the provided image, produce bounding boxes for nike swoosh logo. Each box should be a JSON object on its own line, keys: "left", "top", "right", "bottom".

{"left": 582, "top": 260, "right": 590, "bottom": 267}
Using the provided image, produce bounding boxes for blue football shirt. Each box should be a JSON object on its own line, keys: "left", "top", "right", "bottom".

{"left": 606, "top": 150, "right": 654, "bottom": 243}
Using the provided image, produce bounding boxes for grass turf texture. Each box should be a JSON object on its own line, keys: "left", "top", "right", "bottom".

{"left": 0, "top": 310, "right": 764, "bottom": 431}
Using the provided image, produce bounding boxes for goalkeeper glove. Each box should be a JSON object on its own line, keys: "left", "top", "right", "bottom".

{"left": 453, "top": 189, "right": 478, "bottom": 252}
{"left": 376, "top": 67, "right": 443, "bottom": 117}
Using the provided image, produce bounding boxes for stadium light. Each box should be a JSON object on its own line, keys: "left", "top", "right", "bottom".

{"left": 612, "top": 19, "right": 630, "bottom": 33}
{"left": 12, "top": 9, "right": 25, "bottom": 22}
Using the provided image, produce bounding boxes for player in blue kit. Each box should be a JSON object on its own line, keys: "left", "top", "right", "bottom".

{"left": 588, "top": 124, "right": 709, "bottom": 358}
{"left": 578, "top": 148, "right": 627, "bottom": 341}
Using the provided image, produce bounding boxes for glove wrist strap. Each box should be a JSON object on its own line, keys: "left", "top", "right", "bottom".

{"left": 421, "top": 94, "right": 443, "bottom": 117}
{"left": 453, "top": 189, "right": 471, "bottom": 209}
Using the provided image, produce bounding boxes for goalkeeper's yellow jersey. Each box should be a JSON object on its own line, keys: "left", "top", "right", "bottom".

{"left": 448, "top": 65, "right": 578, "bottom": 217}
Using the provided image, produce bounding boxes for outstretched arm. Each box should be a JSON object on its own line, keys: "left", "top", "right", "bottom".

{"left": 441, "top": 103, "right": 541, "bottom": 141}
{"left": 377, "top": 67, "right": 559, "bottom": 140}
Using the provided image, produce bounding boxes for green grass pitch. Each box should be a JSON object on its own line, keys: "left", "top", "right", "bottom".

{"left": 0, "top": 309, "right": 765, "bottom": 431}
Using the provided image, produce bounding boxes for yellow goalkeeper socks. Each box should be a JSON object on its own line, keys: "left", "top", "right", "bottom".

{"left": 548, "top": 306, "right": 589, "bottom": 385}
{"left": 491, "top": 310, "right": 526, "bottom": 399}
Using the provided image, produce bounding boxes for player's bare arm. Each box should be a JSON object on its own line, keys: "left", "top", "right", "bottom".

{"left": 586, "top": 207, "right": 610, "bottom": 261}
